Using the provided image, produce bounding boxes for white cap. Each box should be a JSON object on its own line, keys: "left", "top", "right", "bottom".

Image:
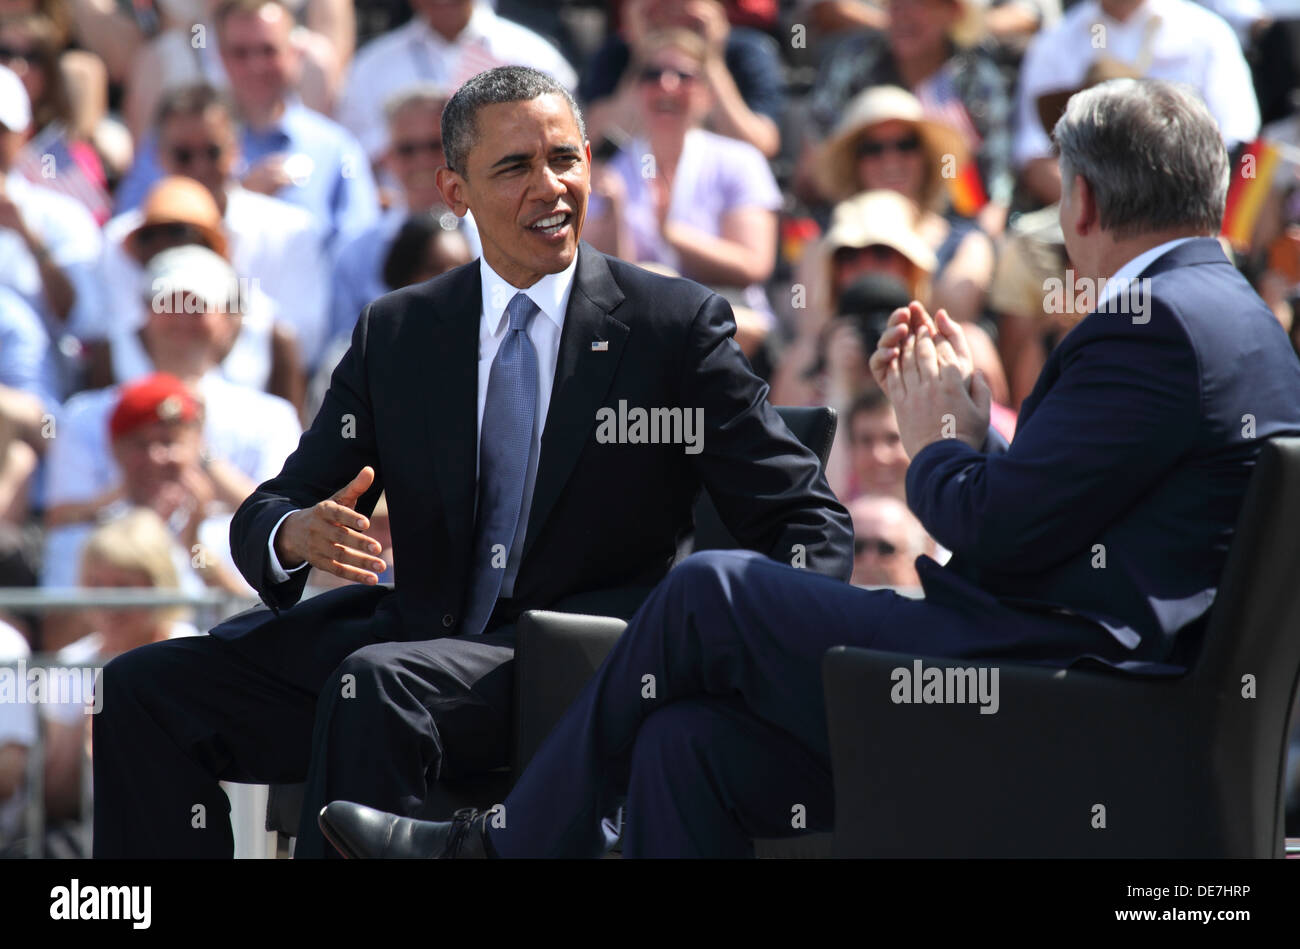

{"left": 0, "top": 64, "right": 31, "bottom": 134}
{"left": 143, "top": 245, "right": 242, "bottom": 314}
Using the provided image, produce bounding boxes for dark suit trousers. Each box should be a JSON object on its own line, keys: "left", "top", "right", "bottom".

{"left": 490, "top": 550, "right": 1132, "bottom": 858}
{"left": 92, "top": 593, "right": 516, "bottom": 859}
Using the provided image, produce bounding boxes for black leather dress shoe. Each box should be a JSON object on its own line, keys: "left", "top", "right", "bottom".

{"left": 318, "top": 802, "right": 491, "bottom": 859}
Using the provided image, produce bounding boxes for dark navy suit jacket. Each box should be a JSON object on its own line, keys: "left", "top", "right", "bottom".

{"left": 218, "top": 242, "right": 852, "bottom": 643}
{"left": 907, "top": 238, "right": 1300, "bottom": 671}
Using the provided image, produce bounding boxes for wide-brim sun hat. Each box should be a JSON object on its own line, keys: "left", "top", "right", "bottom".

{"left": 816, "top": 84, "right": 971, "bottom": 204}
{"left": 823, "top": 189, "right": 938, "bottom": 274}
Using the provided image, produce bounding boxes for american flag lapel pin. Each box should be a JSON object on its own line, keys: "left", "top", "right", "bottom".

{"left": 591, "top": 340, "right": 609, "bottom": 352}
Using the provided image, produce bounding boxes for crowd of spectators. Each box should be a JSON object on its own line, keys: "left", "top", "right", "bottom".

{"left": 1, "top": 0, "right": 1299, "bottom": 854}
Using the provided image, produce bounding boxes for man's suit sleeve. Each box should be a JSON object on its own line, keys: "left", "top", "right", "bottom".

{"left": 680, "top": 293, "right": 854, "bottom": 580}
{"left": 905, "top": 306, "right": 1200, "bottom": 572}
{"left": 229, "top": 305, "right": 384, "bottom": 611}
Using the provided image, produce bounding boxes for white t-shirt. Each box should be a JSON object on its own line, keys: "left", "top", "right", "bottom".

{"left": 337, "top": 2, "right": 578, "bottom": 159}
{"left": 1014, "top": 0, "right": 1259, "bottom": 166}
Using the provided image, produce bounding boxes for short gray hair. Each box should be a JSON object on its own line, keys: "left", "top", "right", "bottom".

{"left": 440, "top": 66, "right": 586, "bottom": 176}
{"left": 1053, "top": 79, "right": 1229, "bottom": 240}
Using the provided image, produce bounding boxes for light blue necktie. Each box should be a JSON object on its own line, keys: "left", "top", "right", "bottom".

{"left": 462, "top": 292, "right": 539, "bottom": 636}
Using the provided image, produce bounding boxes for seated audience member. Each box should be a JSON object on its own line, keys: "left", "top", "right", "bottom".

{"left": 121, "top": 0, "right": 340, "bottom": 142}
{"left": 844, "top": 386, "right": 909, "bottom": 502}
{"left": 115, "top": 0, "right": 378, "bottom": 253}
{"left": 772, "top": 191, "right": 934, "bottom": 408}
{"left": 97, "top": 175, "right": 303, "bottom": 407}
{"left": 0, "top": 11, "right": 118, "bottom": 221}
{"left": 381, "top": 212, "right": 473, "bottom": 290}
{"left": 814, "top": 85, "right": 994, "bottom": 323}
{"left": 337, "top": 0, "right": 577, "bottom": 161}
{"left": 1013, "top": 0, "right": 1258, "bottom": 206}
{"left": 0, "top": 615, "right": 34, "bottom": 855}
{"left": 799, "top": 0, "right": 1012, "bottom": 235}
{"left": 583, "top": 28, "right": 781, "bottom": 331}
{"left": 102, "top": 85, "right": 331, "bottom": 371}
{"left": 848, "top": 492, "right": 926, "bottom": 587}
{"left": 0, "top": 63, "right": 103, "bottom": 395}
{"left": 328, "top": 84, "right": 481, "bottom": 351}
{"left": 776, "top": 191, "right": 1012, "bottom": 410}
{"left": 42, "top": 250, "right": 301, "bottom": 622}
{"left": 45, "top": 249, "right": 301, "bottom": 543}
{"left": 42, "top": 508, "right": 200, "bottom": 843}
{"left": 581, "top": 0, "right": 784, "bottom": 157}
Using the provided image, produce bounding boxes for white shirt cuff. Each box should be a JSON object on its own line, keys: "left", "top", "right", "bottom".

{"left": 267, "top": 509, "right": 309, "bottom": 584}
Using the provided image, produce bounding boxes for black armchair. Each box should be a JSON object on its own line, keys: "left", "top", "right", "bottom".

{"left": 822, "top": 437, "right": 1300, "bottom": 857}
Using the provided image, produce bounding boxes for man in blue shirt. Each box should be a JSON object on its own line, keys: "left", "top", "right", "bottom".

{"left": 115, "top": 0, "right": 379, "bottom": 256}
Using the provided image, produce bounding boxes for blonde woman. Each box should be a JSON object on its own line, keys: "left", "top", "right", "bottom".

{"left": 42, "top": 508, "right": 199, "bottom": 827}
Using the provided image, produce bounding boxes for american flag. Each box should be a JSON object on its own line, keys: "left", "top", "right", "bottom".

{"left": 915, "top": 72, "right": 982, "bottom": 152}
{"left": 15, "top": 124, "right": 113, "bottom": 225}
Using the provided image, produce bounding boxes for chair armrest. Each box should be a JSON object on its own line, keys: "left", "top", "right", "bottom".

{"left": 821, "top": 646, "right": 1209, "bottom": 857}
{"left": 512, "top": 610, "right": 628, "bottom": 774}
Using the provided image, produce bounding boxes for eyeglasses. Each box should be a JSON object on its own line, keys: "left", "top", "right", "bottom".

{"left": 638, "top": 66, "right": 698, "bottom": 86}
{"left": 854, "top": 537, "right": 899, "bottom": 557}
{"left": 855, "top": 135, "right": 922, "bottom": 159}
{"left": 168, "top": 144, "right": 225, "bottom": 167}
{"left": 392, "top": 138, "right": 444, "bottom": 158}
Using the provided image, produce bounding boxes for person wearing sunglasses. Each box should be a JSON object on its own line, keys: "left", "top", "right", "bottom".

{"left": 582, "top": 28, "right": 781, "bottom": 338}
{"left": 99, "top": 83, "right": 331, "bottom": 375}
{"left": 815, "top": 85, "right": 994, "bottom": 326}
{"left": 797, "top": 0, "right": 1012, "bottom": 239}
{"left": 327, "top": 84, "right": 482, "bottom": 360}
{"left": 847, "top": 493, "right": 927, "bottom": 588}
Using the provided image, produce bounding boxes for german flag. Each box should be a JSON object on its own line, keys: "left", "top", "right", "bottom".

{"left": 1222, "top": 140, "right": 1280, "bottom": 251}
{"left": 947, "top": 160, "right": 988, "bottom": 218}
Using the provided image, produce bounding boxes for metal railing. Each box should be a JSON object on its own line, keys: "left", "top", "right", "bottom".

{"left": 0, "top": 587, "right": 258, "bottom": 858}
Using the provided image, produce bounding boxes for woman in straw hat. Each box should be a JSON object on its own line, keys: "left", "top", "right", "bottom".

{"left": 814, "top": 84, "right": 994, "bottom": 324}
{"left": 795, "top": 0, "right": 1012, "bottom": 236}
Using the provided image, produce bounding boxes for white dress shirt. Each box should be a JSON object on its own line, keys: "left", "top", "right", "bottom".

{"left": 267, "top": 251, "right": 580, "bottom": 590}
{"left": 1097, "top": 236, "right": 1200, "bottom": 309}
{"left": 1014, "top": 0, "right": 1259, "bottom": 166}
{"left": 337, "top": 0, "right": 578, "bottom": 159}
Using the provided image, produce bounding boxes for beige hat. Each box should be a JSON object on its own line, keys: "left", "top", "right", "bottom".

{"left": 815, "top": 85, "right": 971, "bottom": 205}
{"left": 126, "top": 176, "right": 229, "bottom": 261}
{"left": 823, "top": 189, "right": 937, "bottom": 274}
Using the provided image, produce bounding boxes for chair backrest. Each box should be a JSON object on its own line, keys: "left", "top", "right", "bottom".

{"left": 1190, "top": 436, "right": 1300, "bottom": 856}
{"left": 692, "top": 405, "right": 838, "bottom": 552}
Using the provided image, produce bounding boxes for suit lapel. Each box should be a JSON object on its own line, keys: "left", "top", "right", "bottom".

{"left": 422, "top": 261, "right": 481, "bottom": 559}
{"left": 522, "top": 243, "right": 628, "bottom": 559}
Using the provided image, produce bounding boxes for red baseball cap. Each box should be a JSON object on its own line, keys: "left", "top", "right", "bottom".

{"left": 109, "top": 373, "right": 202, "bottom": 441}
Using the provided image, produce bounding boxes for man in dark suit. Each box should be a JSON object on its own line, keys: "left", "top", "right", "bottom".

{"left": 91, "top": 66, "right": 853, "bottom": 858}
{"left": 319, "top": 79, "right": 1300, "bottom": 857}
